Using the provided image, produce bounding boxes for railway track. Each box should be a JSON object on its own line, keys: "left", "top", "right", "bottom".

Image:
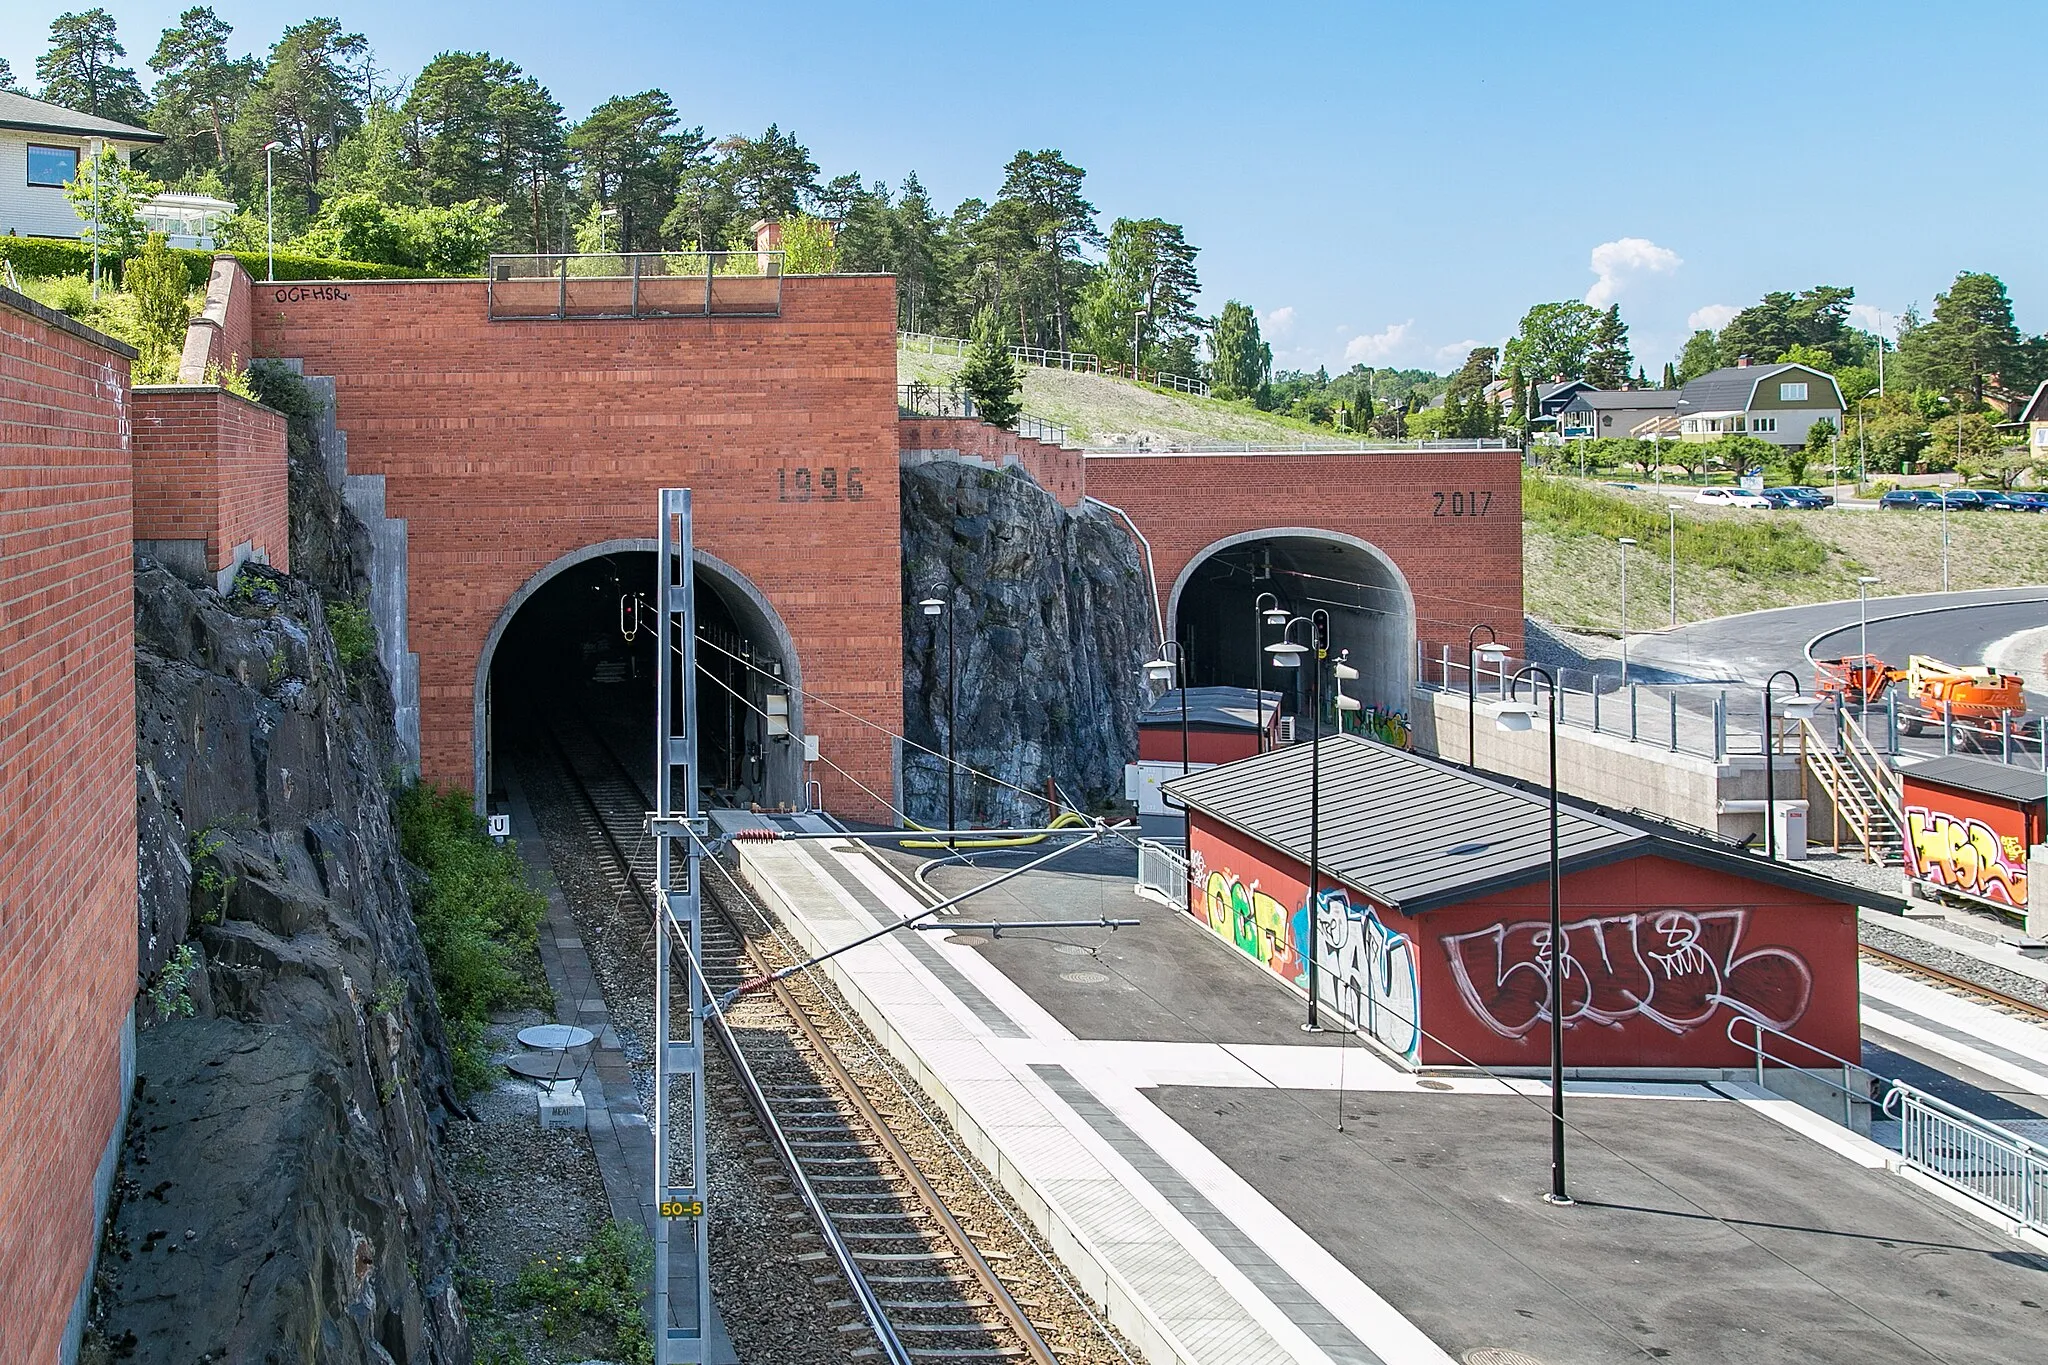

{"left": 1860, "top": 942, "right": 2048, "bottom": 1025}
{"left": 535, "top": 711, "right": 1065, "bottom": 1365}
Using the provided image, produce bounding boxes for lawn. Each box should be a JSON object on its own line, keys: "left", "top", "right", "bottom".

{"left": 1524, "top": 475, "right": 2048, "bottom": 631}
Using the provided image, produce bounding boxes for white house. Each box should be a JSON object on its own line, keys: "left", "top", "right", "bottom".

{"left": 1674, "top": 361, "right": 1846, "bottom": 448}
{"left": 1, "top": 90, "right": 162, "bottom": 240}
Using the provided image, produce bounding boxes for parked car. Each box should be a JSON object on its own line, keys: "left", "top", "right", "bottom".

{"left": 1937, "top": 489, "right": 1991, "bottom": 510}
{"left": 1879, "top": 489, "right": 1943, "bottom": 510}
{"left": 1977, "top": 491, "right": 2030, "bottom": 511}
{"left": 1695, "top": 487, "right": 1773, "bottom": 509}
{"left": 1765, "top": 486, "right": 1831, "bottom": 509}
{"left": 2005, "top": 492, "right": 2048, "bottom": 512}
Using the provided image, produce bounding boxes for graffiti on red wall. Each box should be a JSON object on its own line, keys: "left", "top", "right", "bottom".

{"left": 1905, "top": 805, "right": 2028, "bottom": 909}
{"left": 1442, "top": 909, "right": 1811, "bottom": 1040}
{"left": 1189, "top": 853, "right": 1420, "bottom": 1058}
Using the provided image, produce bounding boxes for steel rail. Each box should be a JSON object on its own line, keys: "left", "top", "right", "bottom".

{"left": 1860, "top": 942, "right": 2048, "bottom": 1024}
{"left": 539, "top": 714, "right": 1058, "bottom": 1365}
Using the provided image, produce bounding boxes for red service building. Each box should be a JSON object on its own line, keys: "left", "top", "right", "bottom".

{"left": 1166, "top": 736, "right": 1892, "bottom": 1071}
{"left": 1899, "top": 755, "right": 2044, "bottom": 915}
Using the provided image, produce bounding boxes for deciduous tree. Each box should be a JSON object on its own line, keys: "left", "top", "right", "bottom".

{"left": 1675, "top": 329, "right": 1720, "bottom": 384}
{"left": 1208, "top": 300, "right": 1271, "bottom": 405}
{"left": 1504, "top": 301, "right": 1602, "bottom": 383}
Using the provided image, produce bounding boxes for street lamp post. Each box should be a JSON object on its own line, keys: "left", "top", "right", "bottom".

{"left": 263, "top": 141, "right": 285, "bottom": 282}
{"left": 1465, "top": 623, "right": 1506, "bottom": 768}
{"left": 918, "top": 598, "right": 956, "bottom": 853}
{"left": 1498, "top": 666, "right": 1569, "bottom": 1205}
{"left": 1667, "top": 505, "right": 1683, "bottom": 627}
{"left": 1761, "top": 670, "right": 1818, "bottom": 862}
{"left": 1144, "top": 641, "right": 1192, "bottom": 775}
{"left": 1618, "top": 537, "right": 1637, "bottom": 683}
{"left": 1268, "top": 611, "right": 1333, "bottom": 1032}
{"left": 1857, "top": 575, "right": 1881, "bottom": 727}
{"left": 1254, "top": 593, "right": 1287, "bottom": 753}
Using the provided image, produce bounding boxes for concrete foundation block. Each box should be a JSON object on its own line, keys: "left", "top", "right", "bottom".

{"left": 537, "top": 1079, "right": 586, "bottom": 1130}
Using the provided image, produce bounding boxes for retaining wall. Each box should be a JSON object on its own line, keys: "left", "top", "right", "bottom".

{"left": 898, "top": 416, "right": 1086, "bottom": 507}
{"left": 130, "top": 385, "right": 289, "bottom": 590}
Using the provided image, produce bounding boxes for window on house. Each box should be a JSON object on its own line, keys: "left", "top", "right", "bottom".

{"left": 2035, "top": 427, "right": 2048, "bottom": 447}
{"left": 1601, "top": 415, "right": 1613, "bottom": 426}
{"left": 26, "top": 144, "right": 80, "bottom": 187}
{"left": 1779, "top": 381, "right": 1809, "bottom": 401}
{"left": 1752, "top": 417, "right": 1778, "bottom": 433}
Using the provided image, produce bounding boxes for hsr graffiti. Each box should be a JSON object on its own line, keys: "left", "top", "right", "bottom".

{"left": 1442, "top": 908, "right": 1812, "bottom": 1040}
{"left": 1905, "top": 805, "right": 2028, "bottom": 909}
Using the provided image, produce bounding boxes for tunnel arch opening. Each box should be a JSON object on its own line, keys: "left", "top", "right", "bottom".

{"left": 477, "top": 541, "right": 804, "bottom": 810}
{"left": 1168, "top": 528, "right": 1415, "bottom": 721}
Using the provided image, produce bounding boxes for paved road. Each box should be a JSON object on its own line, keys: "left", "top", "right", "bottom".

{"left": 1627, "top": 586, "right": 2048, "bottom": 689}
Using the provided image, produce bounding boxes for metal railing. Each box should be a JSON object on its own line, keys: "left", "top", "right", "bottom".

{"left": 1087, "top": 436, "right": 1520, "bottom": 454}
{"left": 1135, "top": 838, "right": 1190, "bottom": 909}
{"left": 897, "top": 383, "right": 1067, "bottom": 445}
{"left": 487, "top": 251, "right": 783, "bottom": 320}
{"left": 1729, "top": 1017, "right": 2048, "bottom": 1237}
{"left": 1423, "top": 647, "right": 1733, "bottom": 759}
{"left": 897, "top": 329, "right": 1210, "bottom": 395}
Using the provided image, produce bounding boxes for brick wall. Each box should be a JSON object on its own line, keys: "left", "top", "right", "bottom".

{"left": 898, "top": 417, "right": 1086, "bottom": 507}
{"left": 177, "top": 255, "right": 257, "bottom": 384}
{"left": 131, "top": 385, "right": 290, "bottom": 581}
{"left": 0, "top": 289, "right": 139, "bottom": 1359}
{"left": 252, "top": 274, "right": 902, "bottom": 818}
{"left": 1084, "top": 448, "right": 1527, "bottom": 667}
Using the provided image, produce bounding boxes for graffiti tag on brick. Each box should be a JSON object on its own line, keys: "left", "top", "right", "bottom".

{"left": 272, "top": 285, "right": 351, "bottom": 303}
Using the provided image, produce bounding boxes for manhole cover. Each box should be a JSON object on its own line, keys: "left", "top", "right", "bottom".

{"left": 1059, "top": 971, "right": 1110, "bottom": 984}
{"left": 1416, "top": 1078, "right": 1454, "bottom": 1091}
{"left": 507, "top": 1053, "right": 577, "bottom": 1081}
{"left": 517, "top": 1023, "right": 595, "bottom": 1050}
{"left": 1463, "top": 1350, "right": 1548, "bottom": 1365}
{"left": 1053, "top": 943, "right": 1095, "bottom": 956}
{"left": 945, "top": 934, "right": 990, "bottom": 947}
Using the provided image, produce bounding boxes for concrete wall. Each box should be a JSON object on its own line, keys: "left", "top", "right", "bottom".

{"left": 0, "top": 286, "right": 139, "bottom": 1362}
{"left": 252, "top": 273, "right": 902, "bottom": 820}
{"left": 130, "top": 384, "right": 289, "bottom": 590}
{"left": 1409, "top": 687, "right": 1790, "bottom": 845}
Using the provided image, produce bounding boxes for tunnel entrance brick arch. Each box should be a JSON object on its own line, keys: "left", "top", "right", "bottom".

{"left": 475, "top": 539, "right": 806, "bottom": 809}
{"left": 1167, "top": 528, "right": 1418, "bottom": 715}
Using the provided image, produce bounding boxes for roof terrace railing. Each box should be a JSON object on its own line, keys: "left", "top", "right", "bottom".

{"left": 486, "top": 250, "right": 783, "bottom": 320}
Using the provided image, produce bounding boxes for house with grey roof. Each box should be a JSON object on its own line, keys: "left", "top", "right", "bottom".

{"left": 1556, "top": 387, "right": 1680, "bottom": 441}
{"left": 0, "top": 91, "right": 162, "bottom": 241}
{"left": 1675, "top": 361, "right": 1845, "bottom": 448}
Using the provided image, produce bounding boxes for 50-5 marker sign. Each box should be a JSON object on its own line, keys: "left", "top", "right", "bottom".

{"left": 777, "top": 465, "right": 864, "bottom": 502}
{"left": 1433, "top": 490, "right": 1492, "bottom": 517}
{"left": 660, "top": 1198, "right": 703, "bottom": 1219}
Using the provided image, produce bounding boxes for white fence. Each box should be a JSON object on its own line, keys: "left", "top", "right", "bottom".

{"left": 1134, "top": 839, "right": 1189, "bottom": 909}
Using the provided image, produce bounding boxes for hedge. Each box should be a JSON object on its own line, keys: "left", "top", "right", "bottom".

{"left": 0, "top": 236, "right": 435, "bottom": 288}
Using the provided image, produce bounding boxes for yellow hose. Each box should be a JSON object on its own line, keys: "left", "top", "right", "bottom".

{"left": 901, "top": 809, "right": 1088, "bottom": 849}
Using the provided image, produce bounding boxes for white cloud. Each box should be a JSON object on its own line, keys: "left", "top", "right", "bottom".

{"left": 1343, "top": 320, "right": 1412, "bottom": 365}
{"left": 1585, "top": 237, "right": 1683, "bottom": 307}
{"left": 1263, "top": 305, "right": 1296, "bottom": 336}
{"left": 1846, "top": 304, "right": 1896, "bottom": 337}
{"left": 1687, "top": 303, "right": 1738, "bottom": 332}
{"left": 1435, "top": 339, "right": 1484, "bottom": 364}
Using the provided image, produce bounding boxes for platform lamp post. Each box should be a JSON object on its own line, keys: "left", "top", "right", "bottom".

{"left": 918, "top": 598, "right": 956, "bottom": 853}
{"left": 1667, "top": 506, "right": 1683, "bottom": 628}
{"left": 1465, "top": 624, "right": 1507, "bottom": 768}
{"left": 1857, "top": 575, "right": 1881, "bottom": 728}
{"left": 1268, "top": 610, "right": 1331, "bottom": 1031}
{"left": 1618, "top": 537, "right": 1637, "bottom": 683}
{"left": 1497, "top": 666, "right": 1569, "bottom": 1205}
{"left": 1144, "top": 641, "right": 1192, "bottom": 775}
{"left": 263, "top": 141, "right": 285, "bottom": 282}
{"left": 1254, "top": 593, "right": 1288, "bottom": 753}
{"left": 1761, "top": 671, "right": 1818, "bottom": 862}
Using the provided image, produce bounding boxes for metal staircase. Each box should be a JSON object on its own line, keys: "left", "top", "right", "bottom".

{"left": 1799, "top": 712, "right": 1904, "bottom": 864}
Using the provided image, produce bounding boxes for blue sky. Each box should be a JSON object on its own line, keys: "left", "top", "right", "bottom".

{"left": 15, "top": 1, "right": 2047, "bottom": 375}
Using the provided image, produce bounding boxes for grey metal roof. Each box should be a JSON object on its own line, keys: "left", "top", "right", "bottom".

{"left": 1675, "top": 363, "right": 1843, "bottom": 415}
{"left": 1164, "top": 734, "right": 1901, "bottom": 914}
{"left": 0, "top": 91, "right": 162, "bottom": 142}
{"left": 1562, "top": 389, "right": 1680, "bottom": 412}
{"left": 1899, "top": 755, "right": 2048, "bottom": 806}
{"left": 1142, "top": 686, "right": 1279, "bottom": 731}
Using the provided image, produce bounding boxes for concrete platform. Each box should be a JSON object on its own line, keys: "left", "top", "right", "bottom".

{"left": 734, "top": 832, "right": 2048, "bottom": 1364}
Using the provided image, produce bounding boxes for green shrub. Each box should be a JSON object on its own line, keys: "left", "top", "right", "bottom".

{"left": 326, "top": 596, "right": 375, "bottom": 669}
{"left": 1, "top": 236, "right": 431, "bottom": 290}
{"left": 512, "top": 1222, "right": 654, "bottom": 1365}
{"left": 1523, "top": 473, "right": 1829, "bottom": 577}
{"left": 248, "top": 360, "right": 324, "bottom": 465}
{"left": 394, "top": 783, "right": 547, "bottom": 1096}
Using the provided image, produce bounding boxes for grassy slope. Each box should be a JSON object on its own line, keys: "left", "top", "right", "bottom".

{"left": 898, "top": 346, "right": 1335, "bottom": 447}
{"left": 1527, "top": 478, "right": 2048, "bottom": 632}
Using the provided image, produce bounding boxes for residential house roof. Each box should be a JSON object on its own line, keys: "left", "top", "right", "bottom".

{"left": 1561, "top": 389, "right": 1681, "bottom": 413}
{"left": 2019, "top": 379, "right": 2048, "bottom": 426}
{"left": 1163, "top": 734, "right": 1902, "bottom": 915}
{"left": 0, "top": 91, "right": 162, "bottom": 143}
{"left": 1675, "top": 363, "right": 1845, "bottom": 417}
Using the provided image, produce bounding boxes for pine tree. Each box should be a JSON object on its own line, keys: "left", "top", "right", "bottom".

{"left": 960, "top": 306, "right": 1022, "bottom": 430}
